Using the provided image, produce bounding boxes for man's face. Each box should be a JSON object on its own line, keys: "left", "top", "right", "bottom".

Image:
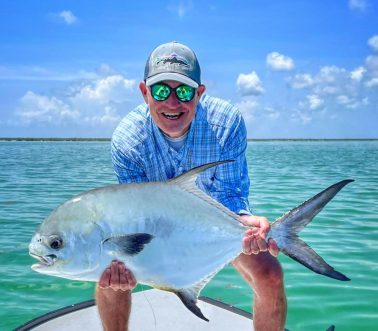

{"left": 140, "top": 80, "right": 206, "bottom": 138}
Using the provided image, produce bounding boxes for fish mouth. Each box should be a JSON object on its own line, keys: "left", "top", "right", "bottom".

{"left": 30, "top": 253, "right": 57, "bottom": 268}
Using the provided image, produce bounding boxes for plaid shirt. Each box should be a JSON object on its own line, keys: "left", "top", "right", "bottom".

{"left": 111, "top": 94, "right": 251, "bottom": 215}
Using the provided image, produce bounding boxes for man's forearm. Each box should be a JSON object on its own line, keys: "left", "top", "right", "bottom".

{"left": 96, "top": 284, "right": 132, "bottom": 331}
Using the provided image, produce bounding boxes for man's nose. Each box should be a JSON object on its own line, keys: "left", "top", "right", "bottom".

{"left": 165, "top": 91, "right": 181, "bottom": 106}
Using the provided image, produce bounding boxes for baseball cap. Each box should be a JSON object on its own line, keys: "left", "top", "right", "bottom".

{"left": 144, "top": 41, "right": 201, "bottom": 88}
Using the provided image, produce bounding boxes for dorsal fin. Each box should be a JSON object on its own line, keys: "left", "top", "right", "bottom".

{"left": 168, "top": 160, "right": 242, "bottom": 223}
{"left": 168, "top": 160, "right": 234, "bottom": 188}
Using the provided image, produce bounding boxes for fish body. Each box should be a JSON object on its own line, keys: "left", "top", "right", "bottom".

{"left": 29, "top": 161, "right": 352, "bottom": 321}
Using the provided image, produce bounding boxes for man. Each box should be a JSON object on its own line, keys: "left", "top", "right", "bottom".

{"left": 96, "top": 41, "right": 286, "bottom": 331}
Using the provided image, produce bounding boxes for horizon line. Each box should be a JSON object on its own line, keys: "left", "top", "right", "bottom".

{"left": 1, "top": 138, "right": 377, "bottom": 142}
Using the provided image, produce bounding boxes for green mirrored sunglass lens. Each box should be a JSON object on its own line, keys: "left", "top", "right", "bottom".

{"left": 152, "top": 85, "right": 170, "bottom": 100}
{"left": 176, "top": 86, "right": 194, "bottom": 101}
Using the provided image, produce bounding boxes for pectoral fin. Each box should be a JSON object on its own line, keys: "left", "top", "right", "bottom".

{"left": 103, "top": 233, "right": 154, "bottom": 256}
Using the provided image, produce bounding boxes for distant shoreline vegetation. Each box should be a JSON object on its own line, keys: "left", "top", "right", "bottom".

{"left": 0, "top": 138, "right": 377, "bottom": 142}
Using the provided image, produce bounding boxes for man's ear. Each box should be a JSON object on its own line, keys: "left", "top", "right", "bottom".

{"left": 139, "top": 81, "right": 148, "bottom": 103}
{"left": 197, "top": 84, "right": 206, "bottom": 98}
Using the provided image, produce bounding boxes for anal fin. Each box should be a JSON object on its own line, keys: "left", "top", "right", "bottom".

{"left": 175, "top": 288, "right": 209, "bottom": 322}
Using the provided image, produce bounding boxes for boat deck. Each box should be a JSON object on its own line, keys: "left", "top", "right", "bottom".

{"left": 16, "top": 289, "right": 254, "bottom": 330}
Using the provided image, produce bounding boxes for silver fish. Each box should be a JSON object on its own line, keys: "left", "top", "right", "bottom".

{"left": 29, "top": 160, "right": 352, "bottom": 321}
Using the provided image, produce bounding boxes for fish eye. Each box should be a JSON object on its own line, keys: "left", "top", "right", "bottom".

{"left": 49, "top": 236, "right": 63, "bottom": 250}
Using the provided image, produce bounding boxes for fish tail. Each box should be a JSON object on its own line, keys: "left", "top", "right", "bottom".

{"left": 270, "top": 180, "right": 353, "bottom": 281}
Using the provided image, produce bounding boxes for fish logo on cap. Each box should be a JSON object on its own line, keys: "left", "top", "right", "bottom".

{"left": 155, "top": 53, "right": 191, "bottom": 69}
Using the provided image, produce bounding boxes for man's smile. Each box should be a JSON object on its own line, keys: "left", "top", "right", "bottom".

{"left": 161, "top": 112, "right": 184, "bottom": 120}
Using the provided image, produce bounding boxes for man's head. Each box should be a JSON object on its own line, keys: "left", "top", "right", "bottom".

{"left": 140, "top": 41, "right": 206, "bottom": 138}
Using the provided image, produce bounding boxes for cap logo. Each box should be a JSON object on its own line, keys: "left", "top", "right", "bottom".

{"left": 155, "top": 53, "right": 190, "bottom": 69}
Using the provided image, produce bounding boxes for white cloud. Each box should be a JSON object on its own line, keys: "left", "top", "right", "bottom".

{"left": 48, "top": 10, "right": 78, "bottom": 26}
{"left": 266, "top": 52, "right": 295, "bottom": 71}
{"left": 349, "top": 0, "right": 368, "bottom": 11}
{"left": 288, "top": 74, "right": 314, "bottom": 89}
{"left": 365, "top": 55, "right": 378, "bottom": 76}
{"left": 237, "top": 71, "right": 264, "bottom": 96}
{"left": 59, "top": 10, "right": 78, "bottom": 25}
{"left": 235, "top": 99, "right": 258, "bottom": 122}
{"left": 368, "top": 35, "right": 378, "bottom": 52}
{"left": 15, "top": 75, "right": 136, "bottom": 127}
{"left": 17, "top": 92, "right": 79, "bottom": 124}
{"left": 350, "top": 66, "right": 366, "bottom": 81}
{"left": 365, "top": 78, "right": 378, "bottom": 87}
{"left": 336, "top": 95, "right": 369, "bottom": 108}
{"left": 73, "top": 75, "right": 135, "bottom": 103}
{"left": 307, "top": 95, "right": 324, "bottom": 110}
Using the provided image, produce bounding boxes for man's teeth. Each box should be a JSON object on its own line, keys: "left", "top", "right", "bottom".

{"left": 162, "top": 112, "right": 182, "bottom": 119}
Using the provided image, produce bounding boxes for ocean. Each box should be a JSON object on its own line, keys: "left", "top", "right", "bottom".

{"left": 0, "top": 140, "right": 377, "bottom": 331}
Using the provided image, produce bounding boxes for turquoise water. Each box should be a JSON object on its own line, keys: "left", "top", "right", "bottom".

{"left": 0, "top": 141, "right": 377, "bottom": 331}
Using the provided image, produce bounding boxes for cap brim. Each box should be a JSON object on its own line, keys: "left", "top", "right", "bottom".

{"left": 146, "top": 73, "right": 199, "bottom": 88}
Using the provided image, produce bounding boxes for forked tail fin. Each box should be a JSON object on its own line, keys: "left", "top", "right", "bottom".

{"left": 269, "top": 180, "right": 353, "bottom": 281}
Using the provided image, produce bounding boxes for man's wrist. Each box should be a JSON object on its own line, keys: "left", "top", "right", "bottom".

{"left": 238, "top": 209, "right": 252, "bottom": 216}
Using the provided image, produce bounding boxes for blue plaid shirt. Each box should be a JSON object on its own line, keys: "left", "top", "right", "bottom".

{"left": 111, "top": 94, "right": 251, "bottom": 215}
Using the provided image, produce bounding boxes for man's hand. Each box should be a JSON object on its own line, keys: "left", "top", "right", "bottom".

{"left": 239, "top": 215, "right": 279, "bottom": 257}
{"left": 98, "top": 260, "right": 137, "bottom": 291}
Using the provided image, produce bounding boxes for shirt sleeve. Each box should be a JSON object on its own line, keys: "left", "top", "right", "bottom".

{"left": 111, "top": 138, "right": 148, "bottom": 184}
{"left": 209, "top": 113, "right": 252, "bottom": 215}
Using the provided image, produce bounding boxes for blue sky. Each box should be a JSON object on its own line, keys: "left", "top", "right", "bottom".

{"left": 0, "top": 0, "right": 377, "bottom": 138}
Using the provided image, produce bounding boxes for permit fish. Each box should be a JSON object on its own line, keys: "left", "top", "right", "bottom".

{"left": 29, "top": 160, "right": 352, "bottom": 321}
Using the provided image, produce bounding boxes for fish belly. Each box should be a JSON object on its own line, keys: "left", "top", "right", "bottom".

{"left": 100, "top": 183, "right": 244, "bottom": 289}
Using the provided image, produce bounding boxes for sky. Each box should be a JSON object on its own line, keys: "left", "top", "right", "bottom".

{"left": 0, "top": 0, "right": 377, "bottom": 138}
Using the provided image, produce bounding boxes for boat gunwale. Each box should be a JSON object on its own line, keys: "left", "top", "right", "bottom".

{"left": 14, "top": 294, "right": 252, "bottom": 331}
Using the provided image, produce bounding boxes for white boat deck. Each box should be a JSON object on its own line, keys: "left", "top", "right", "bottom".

{"left": 17, "top": 289, "right": 254, "bottom": 331}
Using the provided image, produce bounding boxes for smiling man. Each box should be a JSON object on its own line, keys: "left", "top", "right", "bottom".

{"left": 95, "top": 41, "right": 286, "bottom": 331}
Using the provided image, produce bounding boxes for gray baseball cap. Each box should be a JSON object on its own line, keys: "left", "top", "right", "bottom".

{"left": 144, "top": 41, "right": 201, "bottom": 88}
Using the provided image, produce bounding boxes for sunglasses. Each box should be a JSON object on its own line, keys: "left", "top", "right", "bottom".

{"left": 150, "top": 83, "right": 196, "bottom": 102}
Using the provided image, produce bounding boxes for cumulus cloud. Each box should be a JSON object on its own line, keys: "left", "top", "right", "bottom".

{"left": 307, "top": 95, "right": 324, "bottom": 110}
{"left": 365, "top": 78, "right": 378, "bottom": 88}
{"left": 349, "top": 0, "right": 368, "bottom": 11}
{"left": 288, "top": 74, "right": 314, "bottom": 89}
{"left": 350, "top": 66, "right": 366, "bottom": 81}
{"left": 17, "top": 92, "right": 79, "bottom": 124}
{"left": 365, "top": 55, "right": 378, "bottom": 75}
{"left": 237, "top": 71, "right": 264, "bottom": 96}
{"left": 59, "top": 10, "right": 78, "bottom": 25}
{"left": 266, "top": 52, "right": 295, "bottom": 71}
{"left": 336, "top": 95, "right": 368, "bottom": 108}
{"left": 48, "top": 10, "right": 78, "bottom": 25}
{"left": 16, "top": 75, "right": 136, "bottom": 127}
{"left": 235, "top": 99, "right": 259, "bottom": 122}
{"left": 368, "top": 35, "right": 378, "bottom": 52}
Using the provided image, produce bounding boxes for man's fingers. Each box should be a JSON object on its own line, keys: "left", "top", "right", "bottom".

{"left": 250, "top": 237, "right": 259, "bottom": 254}
{"left": 98, "top": 268, "right": 111, "bottom": 289}
{"left": 242, "top": 236, "right": 252, "bottom": 255}
{"left": 256, "top": 238, "right": 268, "bottom": 252}
{"left": 243, "top": 234, "right": 260, "bottom": 255}
{"left": 109, "top": 260, "right": 120, "bottom": 289}
{"left": 126, "top": 270, "right": 137, "bottom": 289}
{"left": 268, "top": 238, "right": 279, "bottom": 257}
